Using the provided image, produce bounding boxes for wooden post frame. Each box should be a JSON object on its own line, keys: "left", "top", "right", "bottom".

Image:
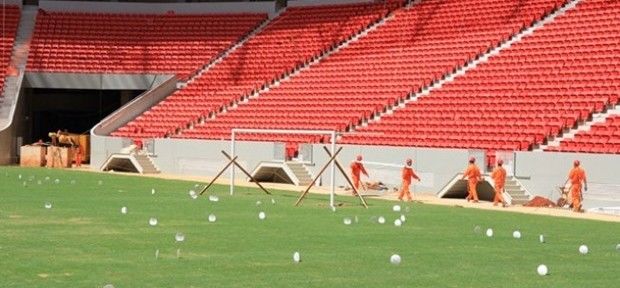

{"left": 199, "top": 155, "right": 238, "bottom": 195}
{"left": 198, "top": 151, "right": 271, "bottom": 196}
{"left": 322, "top": 146, "right": 368, "bottom": 208}
{"left": 294, "top": 147, "right": 344, "bottom": 207}
{"left": 221, "top": 151, "right": 271, "bottom": 195}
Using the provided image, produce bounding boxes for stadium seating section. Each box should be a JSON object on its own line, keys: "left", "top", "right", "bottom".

{"left": 27, "top": 11, "right": 267, "bottom": 77}
{"left": 0, "top": 5, "right": 20, "bottom": 98}
{"left": 342, "top": 0, "right": 619, "bottom": 158}
{"left": 549, "top": 116, "right": 620, "bottom": 154}
{"left": 177, "top": 0, "right": 566, "bottom": 143}
{"left": 113, "top": 2, "right": 397, "bottom": 139}
{"left": 20, "top": 0, "right": 619, "bottom": 156}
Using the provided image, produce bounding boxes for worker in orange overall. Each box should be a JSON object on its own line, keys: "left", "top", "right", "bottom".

{"left": 491, "top": 159, "right": 507, "bottom": 207}
{"left": 462, "top": 157, "right": 481, "bottom": 203}
{"left": 398, "top": 158, "right": 421, "bottom": 201}
{"left": 74, "top": 145, "right": 82, "bottom": 168}
{"left": 350, "top": 155, "right": 368, "bottom": 196}
{"left": 565, "top": 160, "right": 587, "bottom": 212}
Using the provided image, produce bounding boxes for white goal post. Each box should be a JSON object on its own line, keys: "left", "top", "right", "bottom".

{"left": 230, "top": 128, "right": 338, "bottom": 208}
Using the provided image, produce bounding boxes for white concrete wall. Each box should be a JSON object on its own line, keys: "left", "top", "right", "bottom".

{"left": 515, "top": 151, "right": 620, "bottom": 209}
{"left": 25, "top": 73, "right": 174, "bottom": 90}
{"left": 39, "top": 0, "right": 277, "bottom": 16}
{"left": 90, "top": 136, "right": 276, "bottom": 183}
{"left": 0, "top": 123, "right": 16, "bottom": 165}
{"left": 288, "top": 0, "right": 372, "bottom": 7}
{"left": 3, "top": 0, "right": 22, "bottom": 7}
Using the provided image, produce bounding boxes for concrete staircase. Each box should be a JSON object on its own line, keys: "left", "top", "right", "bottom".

{"left": 134, "top": 153, "right": 160, "bottom": 174}
{"left": 285, "top": 162, "right": 313, "bottom": 186}
{"left": 10, "top": 5, "right": 37, "bottom": 70}
{"left": 503, "top": 177, "right": 531, "bottom": 205}
{"left": 0, "top": 5, "right": 37, "bottom": 124}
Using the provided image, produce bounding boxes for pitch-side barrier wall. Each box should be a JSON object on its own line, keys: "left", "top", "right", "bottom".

{"left": 91, "top": 136, "right": 275, "bottom": 181}
{"left": 90, "top": 139, "right": 620, "bottom": 208}
{"left": 515, "top": 151, "right": 620, "bottom": 209}
{"left": 91, "top": 138, "right": 473, "bottom": 193}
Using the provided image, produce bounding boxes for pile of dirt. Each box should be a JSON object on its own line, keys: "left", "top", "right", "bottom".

{"left": 523, "top": 196, "right": 557, "bottom": 208}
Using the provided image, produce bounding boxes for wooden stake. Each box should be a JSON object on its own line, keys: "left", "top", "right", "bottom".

{"left": 221, "top": 151, "right": 271, "bottom": 195}
{"left": 294, "top": 147, "right": 343, "bottom": 206}
{"left": 322, "top": 146, "right": 368, "bottom": 208}
{"left": 199, "top": 156, "right": 238, "bottom": 195}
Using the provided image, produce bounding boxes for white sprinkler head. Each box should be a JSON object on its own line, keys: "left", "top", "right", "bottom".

{"left": 149, "top": 217, "right": 158, "bottom": 226}
{"left": 208, "top": 214, "right": 217, "bottom": 223}
{"left": 175, "top": 232, "right": 185, "bottom": 242}
{"left": 378, "top": 216, "right": 386, "bottom": 224}
{"left": 390, "top": 254, "right": 401, "bottom": 265}
{"left": 343, "top": 218, "right": 352, "bottom": 225}
{"left": 486, "top": 228, "right": 494, "bottom": 237}
{"left": 537, "top": 264, "right": 548, "bottom": 276}
{"left": 392, "top": 205, "right": 401, "bottom": 212}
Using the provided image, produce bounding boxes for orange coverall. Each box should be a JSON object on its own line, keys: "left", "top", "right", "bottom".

{"left": 399, "top": 166, "right": 420, "bottom": 201}
{"left": 491, "top": 166, "right": 506, "bottom": 205}
{"left": 74, "top": 148, "right": 82, "bottom": 168}
{"left": 350, "top": 161, "right": 368, "bottom": 193}
{"left": 568, "top": 166, "right": 587, "bottom": 212}
{"left": 463, "top": 163, "right": 481, "bottom": 202}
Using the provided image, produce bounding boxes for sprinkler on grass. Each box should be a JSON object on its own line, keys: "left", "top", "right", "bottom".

{"left": 149, "top": 217, "right": 158, "bottom": 226}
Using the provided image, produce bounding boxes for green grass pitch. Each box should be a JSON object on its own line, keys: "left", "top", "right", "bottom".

{"left": 0, "top": 167, "right": 618, "bottom": 287}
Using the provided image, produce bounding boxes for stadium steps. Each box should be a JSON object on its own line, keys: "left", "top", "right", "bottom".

{"left": 176, "top": 6, "right": 397, "bottom": 137}
{"left": 354, "top": 0, "right": 582, "bottom": 132}
{"left": 10, "top": 5, "right": 37, "bottom": 70}
{"left": 537, "top": 104, "right": 620, "bottom": 151}
{"left": 249, "top": 161, "right": 312, "bottom": 186}
{"left": 133, "top": 154, "right": 160, "bottom": 174}
{"left": 285, "top": 162, "right": 314, "bottom": 186}
{"left": 0, "top": 6, "right": 36, "bottom": 126}
{"left": 100, "top": 152, "right": 160, "bottom": 174}
{"left": 502, "top": 177, "right": 532, "bottom": 205}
